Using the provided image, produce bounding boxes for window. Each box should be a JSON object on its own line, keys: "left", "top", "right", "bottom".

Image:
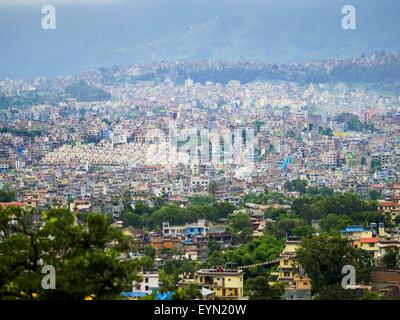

{"left": 145, "top": 285, "right": 149, "bottom": 291}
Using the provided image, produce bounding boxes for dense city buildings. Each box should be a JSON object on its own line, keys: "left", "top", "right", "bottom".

{"left": 2, "top": 53, "right": 400, "bottom": 301}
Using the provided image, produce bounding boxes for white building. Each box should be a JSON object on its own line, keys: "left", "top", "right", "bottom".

{"left": 132, "top": 272, "right": 159, "bottom": 295}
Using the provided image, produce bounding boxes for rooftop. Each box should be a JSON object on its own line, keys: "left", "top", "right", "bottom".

{"left": 340, "top": 225, "right": 367, "bottom": 233}
{"left": 196, "top": 268, "right": 243, "bottom": 275}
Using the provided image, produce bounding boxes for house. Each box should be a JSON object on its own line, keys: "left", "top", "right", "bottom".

{"left": 277, "top": 237, "right": 301, "bottom": 282}
{"left": 150, "top": 233, "right": 182, "bottom": 256}
{"left": 378, "top": 198, "right": 400, "bottom": 221}
{"left": 195, "top": 268, "right": 244, "bottom": 299}
{"left": 69, "top": 197, "right": 91, "bottom": 213}
{"left": 184, "top": 219, "right": 208, "bottom": 238}
{"left": 132, "top": 271, "right": 160, "bottom": 296}
{"left": 283, "top": 275, "right": 312, "bottom": 300}
{"left": 359, "top": 237, "right": 380, "bottom": 258}
{"left": 162, "top": 222, "right": 185, "bottom": 237}
{"left": 377, "top": 238, "right": 400, "bottom": 257}
{"left": 340, "top": 224, "right": 385, "bottom": 258}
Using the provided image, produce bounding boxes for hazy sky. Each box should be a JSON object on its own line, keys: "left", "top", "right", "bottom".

{"left": 1, "top": 0, "right": 399, "bottom": 79}
{"left": 0, "top": 0, "right": 124, "bottom": 7}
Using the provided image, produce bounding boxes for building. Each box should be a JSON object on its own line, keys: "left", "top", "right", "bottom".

{"left": 70, "top": 198, "right": 91, "bottom": 213}
{"left": 150, "top": 233, "right": 182, "bottom": 256}
{"left": 162, "top": 222, "right": 185, "bottom": 237}
{"left": 378, "top": 198, "right": 400, "bottom": 221}
{"left": 132, "top": 272, "right": 159, "bottom": 296}
{"left": 195, "top": 268, "right": 244, "bottom": 299}
{"left": 378, "top": 238, "right": 400, "bottom": 257}
{"left": 340, "top": 224, "right": 385, "bottom": 258}
{"left": 283, "top": 275, "right": 312, "bottom": 300}
{"left": 184, "top": 219, "right": 208, "bottom": 238}
{"left": 277, "top": 237, "right": 301, "bottom": 282}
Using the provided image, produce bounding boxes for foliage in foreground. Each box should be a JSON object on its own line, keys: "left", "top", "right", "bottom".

{"left": 0, "top": 207, "right": 151, "bottom": 300}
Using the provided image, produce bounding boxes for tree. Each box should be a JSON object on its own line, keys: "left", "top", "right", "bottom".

{"left": 215, "top": 235, "right": 284, "bottom": 272}
{"left": 246, "top": 276, "right": 285, "bottom": 300}
{"left": 121, "top": 210, "right": 143, "bottom": 228}
{"left": 134, "top": 200, "right": 152, "bottom": 216}
{"left": 360, "top": 156, "right": 367, "bottom": 166}
{"left": 319, "top": 214, "right": 353, "bottom": 233}
{"left": 264, "top": 208, "right": 288, "bottom": 220}
{"left": 265, "top": 214, "right": 306, "bottom": 239}
{"left": 291, "top": 225, "right": 316, "bottom": 238}
{"left": 368, "top": 189, "right": 381, "bottom": 201}
{"left": 284, "top": 179, "right": 308, "bottom": 194}
{"left": 210, "top": 202, "right": 236, "bottom": 220}
{"left": 159, "top": 259, "right": 199, "bottom": 292}
{"left": 207, "top": 240, "right": 221, "bottom": 255}
{"left": 286, "top": 130, "right": 296, "bottom": 139}
{"left": 318, "top": 127, "right": 333, "bottom": 137}
{"left": 143, "top": 246, "right": 156, "bottom": 259}
{"left": 66, "top": 81, "right": 111, "bottom": 102}
{"left": 315, "top": 283, "right": 364, "bottom": 300}
{"left": 0, "top": 207, "right": 151, "bottom": 300}
{"left": 381, "top": 247, "right": 400, "bottom": 269}
{"left": 296, "top": 234, "right": 373, "bottom": 295}
{"left": 226, "top": 212, "right": 253, "bottom": 243}
{"left": 189, "top": 196, "right": 215, "bottom": 206}
{"left": 172, "top": 284, "right": 202, "bottom": 300}
{"left": 361, "top": 291, "right": 384, "bottom": 300}
{"left": 0, "top": 190, "right": 16, "bottom": 202}
{"left": 370, "top": 158, "right": 381, "bottom": 172}
{"left": 121, "top": 190, "right": 132, "bottom": 210}
{"left": 306, "top": 186, "right": 334, "bottom": 196}
{"left": 149, "top": 205, "right": 189, "bottom": 228}
{"left": 208, "top": 181, "right": 219, "bottom": 197}
{"left": 292, "top": 193, "right": 377, "bottom": 223}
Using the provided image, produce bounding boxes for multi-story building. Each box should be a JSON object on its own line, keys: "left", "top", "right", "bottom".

{"left": 277, "top": 237, "right": 301, "bottom": 283}
{"left": 132, "top": 271, "right": 159, "bottom": 295}
{"left": 196, "top": 268, "right": 244, "bottom": 299}
{"left": 378, "top": 198, "right": 400, "bottom": 221}
{"left": 340, "top": 224, "right": 385, "bottom": 258}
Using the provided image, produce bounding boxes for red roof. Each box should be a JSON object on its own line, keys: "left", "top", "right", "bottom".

{"left": 360, "top": 238, "right": 379, "bottom": 243}
{"left": 0, "top": 201, "right": 25, "bottom": 208}
{"left": 379, "top": 201, "right": 400, "bottom": 207}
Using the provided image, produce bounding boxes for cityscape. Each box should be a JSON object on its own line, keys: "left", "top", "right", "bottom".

{"left": 1, "top": 0, "right": 400, "bottom": 305}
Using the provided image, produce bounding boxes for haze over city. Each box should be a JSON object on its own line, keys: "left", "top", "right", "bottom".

{"left": 1, "top": 0, "right": 400, "bottom": 307}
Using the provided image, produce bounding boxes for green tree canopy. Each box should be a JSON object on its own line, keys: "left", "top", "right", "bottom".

{"left": 296, "top": 234, "right": 373, "bottom": 295}
{"left": 0, "top": 207, "right": 151, "bottom": 300}
{"left": 245, "top": 275, "right": 285, "bottom": 300}
{"left": 226, "top": 212, "right": 253, "bottom": 244}
{"left": 0, "top": 189, "right": 16, "bottom": 202}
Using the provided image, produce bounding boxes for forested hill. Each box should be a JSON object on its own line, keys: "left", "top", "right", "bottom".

{"left": 100, "top": 52, "right": 400, "bottom": 94}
